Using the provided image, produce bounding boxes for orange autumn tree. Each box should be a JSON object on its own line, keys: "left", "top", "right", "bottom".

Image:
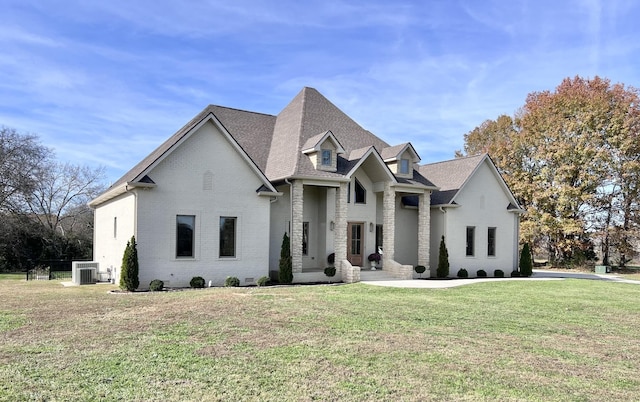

{"left": 461, "top": 76, "right": 640, "bottom": 267}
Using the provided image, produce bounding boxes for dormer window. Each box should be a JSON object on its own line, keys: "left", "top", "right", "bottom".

{"left": 321, "top": 149, "right": 332, "bottom": 166}
{"left": 400, "top": 159, "right": 410, "bottom": 175}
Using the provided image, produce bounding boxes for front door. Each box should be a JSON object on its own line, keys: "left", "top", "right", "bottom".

{"left": 347, "top": 222, "right": 364, "bottom": 266}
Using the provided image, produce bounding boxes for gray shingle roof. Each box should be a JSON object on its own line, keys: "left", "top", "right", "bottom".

{"left": 419, "top": 154, "right": 486, "bottom": 205}
{"left": 97, "top": 87, "right": 437, "bottom": 204}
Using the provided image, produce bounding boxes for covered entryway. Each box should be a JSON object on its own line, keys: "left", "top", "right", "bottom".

{"left": 347, "top": 222, "right": 364, "bottom": 266}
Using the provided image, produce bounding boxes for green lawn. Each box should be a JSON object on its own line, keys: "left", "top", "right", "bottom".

{"left": 1, "top": 276, "right": 639, "bottom": 401}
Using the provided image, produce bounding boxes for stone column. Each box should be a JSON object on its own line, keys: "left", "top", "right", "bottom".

{"left": 334, "top": 182, "right": 348, "bottom": 268}
{"left": 382, "top": 182, "right": 395, "bottom": 266}
{"left": 418, "top": 190, "right": 431, "bottom": 268}
{"left": 291, "top": 180, "right": 303, "bottom": 273}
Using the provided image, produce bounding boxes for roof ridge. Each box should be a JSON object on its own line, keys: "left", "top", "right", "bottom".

{"left": 421, "top": 153, "right": 486, "bottom": 167}
{"left": 210, "top": 104, "right": 275, "bottom": 117}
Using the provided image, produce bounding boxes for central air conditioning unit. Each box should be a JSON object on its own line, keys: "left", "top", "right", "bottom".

{"left": 79, "top": 268, "right": 95, "bottom": 284}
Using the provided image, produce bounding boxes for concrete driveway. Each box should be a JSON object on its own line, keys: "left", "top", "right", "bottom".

{"left": 361, "top": 269, "right": 640, "bottom": 288}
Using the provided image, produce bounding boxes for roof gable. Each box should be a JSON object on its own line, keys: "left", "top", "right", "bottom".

{"left": 381, "top": 142, "right": 420, "bottom": 162}
{"left": 301, "top": 130, "right": 346, "bottom": 155}
{"left": 91, "top": 112, "right": 278, "bottom": 206}
{"left": 420, "top": 154, "right": 521, "bottom": 210}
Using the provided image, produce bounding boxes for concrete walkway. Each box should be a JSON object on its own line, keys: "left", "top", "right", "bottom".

{"left": 361, "top": 269, "right": 640, "bottom": 288}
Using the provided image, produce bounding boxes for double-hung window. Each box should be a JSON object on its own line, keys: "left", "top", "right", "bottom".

{"left": 321, "top": 149, "right": 332, "bottom": 166}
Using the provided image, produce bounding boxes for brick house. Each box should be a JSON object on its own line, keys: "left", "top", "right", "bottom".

{"left": 89, "top": 87, "right": 523, "bottom": 288}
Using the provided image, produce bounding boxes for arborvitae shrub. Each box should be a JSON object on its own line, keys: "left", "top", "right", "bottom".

{"left": 519, "top": 243, "right": 533, "bottom": 277}
{"left": 494, "top": 269, "right": 504, "bottom": 278}
{"left": 120, "top": 236, "right": 139, "bottom": 291}
{"left": 149, "top": 279, "right": 164, "bottom": 291}
{"left": 278, "top": 233, "right": 293, "bottom": 284}
{"left": 477, "top": 269, "right": 487, "bottom": 278}
{"left": 190, "top": 276, "right": 205, "bottom": 288}
{"left": 256, "top": 276, "right": 270, "bottom": 286}
{"left": 457, "top": 268, "right": 469, "bottom": 278}
{"left": 225, "top": 276, "right": 240, "bottom": 287}
{"left": 437, "top": 236, "right": 450, "bottom": 278}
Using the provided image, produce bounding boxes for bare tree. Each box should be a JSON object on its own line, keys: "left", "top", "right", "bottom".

{"left": 0, "top": 127, "right": 49, "bottom": 212}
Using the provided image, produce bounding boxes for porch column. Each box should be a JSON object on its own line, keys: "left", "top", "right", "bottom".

{"left": 291, "top": 180, "right": 303, "bottom": 273}
{"left": 383, "top": 182, "right": 395, "bottom": 266}
{"left": 418, "top": 190, "right": 431, "bottom": 268}
{"left": 334, "top": 182, "right": 348, "bottom": 268}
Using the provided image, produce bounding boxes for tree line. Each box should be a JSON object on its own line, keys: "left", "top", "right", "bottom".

{"left": 459, "top": 76, "right": 640, "bottom": 267}
{"left": 0, "top": 127, "right": 106, "bottom": 271}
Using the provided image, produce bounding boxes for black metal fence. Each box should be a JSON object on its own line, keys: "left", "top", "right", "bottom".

{"left": 26, "top": 260, "right": 73, "bottom": 281}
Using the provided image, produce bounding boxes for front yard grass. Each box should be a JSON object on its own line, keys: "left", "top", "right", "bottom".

{"left": 1, "top": 277, "right": 639, "bottom": 401}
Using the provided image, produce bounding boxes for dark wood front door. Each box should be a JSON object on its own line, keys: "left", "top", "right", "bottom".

{"left": 347, "top": 222, "right": 364, "bottom": 266}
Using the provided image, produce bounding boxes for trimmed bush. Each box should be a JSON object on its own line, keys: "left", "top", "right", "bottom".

{"left": 119, "top": 236, "right": 139, "bottom": 291}
{"left": 414, "top": 265, "right": 426, "bottom": 278}
{"left": 225, "top": 276, "right": 240, "bottom": 287}
{"left": 494, "top": 269, "right": 504, "bottom": 278}
{"left": 324, "top": 266, "right": 336, "bottom": 278}
{"left": 327, "top": 253, "right": 335, "bottom": 264}
{"left": 149, "top": 279, "right": 164, "bottom": 291}
{"left": 437, "top": 236, "right": 450, "bottom": 278}
{"left": 519, "top": 243, "right": 533, "bottom": 277}
{"left": 278, "top": 233, "right": 293, "bottom": 284}
{"left": 510, "top": 271, "right": 521, "bottom": 277}
{"left": 457, "top": 268, "right": 469, "bottom": 278}
{"left": 477, "top": 269, "right": 487, "bottom": 278}
{"left": 256, "top": 276, "right": 270, "bottom": 287}
{"left": 190, "top": 276, "right": 205, "bottom": 288}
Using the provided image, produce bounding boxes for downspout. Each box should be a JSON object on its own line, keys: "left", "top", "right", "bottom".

{"left": 284, "top": 179, "right": 293, "bottom": 236}
{"left": 439, "top": 206, "right": 447, "bottom": 239}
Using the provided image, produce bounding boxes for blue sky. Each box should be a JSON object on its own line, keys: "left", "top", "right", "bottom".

{"left": 2, "top": 0, "right": 639, "bottom": 184}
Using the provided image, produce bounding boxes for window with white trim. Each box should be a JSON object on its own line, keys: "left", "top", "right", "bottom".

{"left": 354, "top": 178, "right": 366, "bottom": 204}
{"left": 321, "top": 149, "right": 332, "bottom": 166}
{"left": 487, "top": 227, "right": 496, "bottom": 257}
{"left": 400, "top": 158, "right": 410, "bottom": 174}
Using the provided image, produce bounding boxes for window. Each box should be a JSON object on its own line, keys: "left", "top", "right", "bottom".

{"left": 219, "top": 217, "right": 236, "bottom": 257}
{"left": 321, "top": 149, "right": 332, "bottom": 166}
{"left": 176, "top": 215, "right": 195, "bottom": 257}
{"left": 488, "top": 227, "right": 496, "bottom": 256}
{"left": 466, "top": 226, "right": 475, "bottom": 256}
{"left": 347, "top": 182, "right": 351, "bottom": 203}
{"left": 400, "top": 159, "right": 410, "bottom": 174}
{"left": 354, "top": 178, "right": 366, "bottom": 204}
{"left": 302, "top": 222, "right": 309, "bottom": 256}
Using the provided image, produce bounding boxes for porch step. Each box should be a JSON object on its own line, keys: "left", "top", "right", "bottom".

{"left": 359, "top": 269, "right": 402, "bottom": 282}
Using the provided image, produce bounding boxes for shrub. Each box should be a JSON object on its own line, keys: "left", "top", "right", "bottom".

{"left": 225, "top": 276, "right": 240, "bottom": 287}
{"left": 119, "top": 236, "right": 139, "bottom": 291}
{"left": 494, "top": 269, "right": 504, "bottom": 278}
{"left": 457, "top": 268, "right": 469, "bottom": 278}
{"left": 477, "top": 269, "right": 487, "bottom": 278}
{"left": 414, "top": 265, "right": 426, "bottom": 278}
{"left": 511, "top": 271, "right": 521, "bottom": 277}
{"left": 256, "top": 276, "right": 270, "bottom": 286}
{"left": 437, "top": 236, "right": 450, "bottom": 278}
{"left": 149, "top": 279, "right": 164, "bottom": 291}
{"left": 190, "top": 276, "right": 205, "bottom": 288}
{"left": 519, "top": 243, "right": 533, "bottom": 277}
{"left": 324, "top": 266, "right": 336, "bottom": 278}
{"left": 278, "top": 233, "right": 293, "bottom": 284}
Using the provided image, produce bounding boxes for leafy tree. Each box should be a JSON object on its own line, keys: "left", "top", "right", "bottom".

{"left": 460, "top": 76, "right": 640, "bottom": 266}
{"left": 120, "top": 236, "right": 139, "bottom": 291}
{"left": 519, "top": 243, "right": 533, "bottom": 277}
{"left": 437, "top": 236, "right": 449, "bottom": 278}
{"left": 278, "top": 233, "right": 293, "bottom": 284}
